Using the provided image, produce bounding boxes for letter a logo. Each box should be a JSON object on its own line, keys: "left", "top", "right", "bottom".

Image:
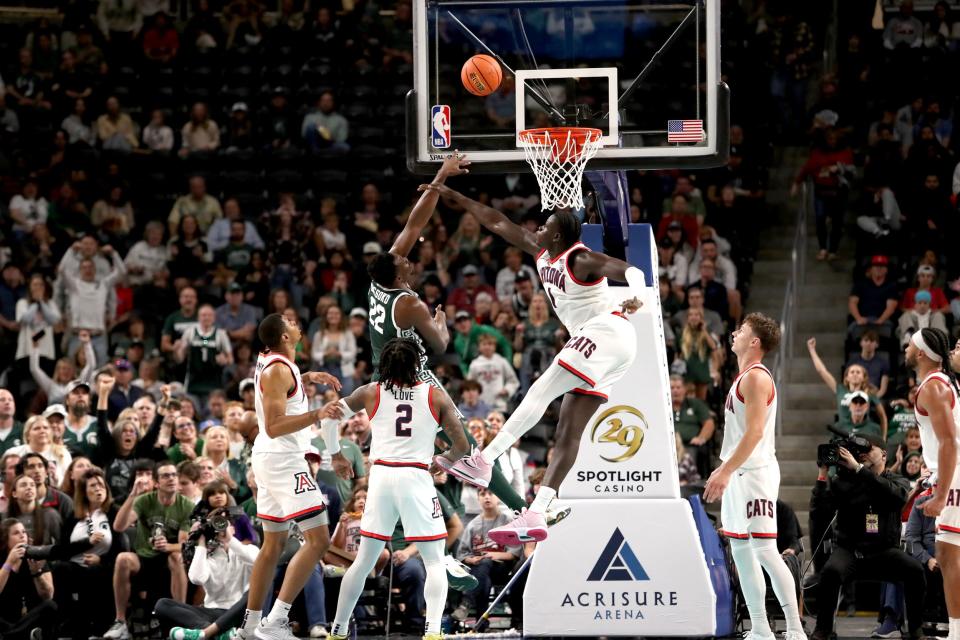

{"left": 293, "top": 472, "right": 316, "bottom": 495}
{"left": 587, "top": 528, "right": 649, "bottom": 582}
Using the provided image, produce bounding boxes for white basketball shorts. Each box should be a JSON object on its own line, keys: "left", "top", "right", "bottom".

{"left": 720, "top": 464, "right": 780, "bottom": 540}
{"left": 935, "top": 465, "right": 960, "bottom": 546}
{"left": 555, "top": 311, "right": 638, "bottom": 401}
{"left": 360, "top": 461, "right": 447, "bottom": 543}
{"left": 251, "top": 451, "right": 328, "bottom": 532}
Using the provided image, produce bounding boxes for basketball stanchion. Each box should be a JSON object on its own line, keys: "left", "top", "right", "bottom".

{"left": 442, "top": 551, "right": 534, "bottom": 637}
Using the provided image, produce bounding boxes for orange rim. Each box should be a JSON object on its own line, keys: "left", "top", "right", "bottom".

{"left": 518, "top": 127, "right": 603, "bottom": 146}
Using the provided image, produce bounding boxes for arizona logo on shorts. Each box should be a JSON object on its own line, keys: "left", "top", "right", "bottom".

{"left": 293, "top": 472, "right": 317, "bottom": 494}
{"left": 432, "top": 497, "right": 442, "bottom": 519}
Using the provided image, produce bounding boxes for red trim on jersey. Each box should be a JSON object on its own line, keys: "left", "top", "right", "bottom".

{"left": 374, "top": 460, "right": 429, "bottom": 470}
{"left": 360, "top": 529, "right": 392, "bottom": 541}
{"left": 369, "top": 384, "right": 381, "bottom": 420}
{"left": 258, "top": 504, "right": 326, "bottom": 523}
{"left": 557, "top": 359, "right": 596, "bottom": 387}
{"left": 536, "top": 248, "right": 547, "bottom": 261}
{"left": 939, "top": 524, "right": 960, "bottom": 534}
{"left": 565, "top": 247, "right": 605, "bottom": 286}
{"left": 260, "top": 358, "right": 299, "bottom": 398}
{"left": 570, "top": 387, "right": 608, "bottom": 401}
{"left": 916, "top": 375, "right": 956, "bottom": 417}
{"left": 719, "top": 530, "right": 750, "bottom": 540}
{"left": 547, "top": 241, "right": 582, "bottom": 265}
{"left": 734, "top": 365, "right": 775, "bottom": 406}
{"left": 750, "top": 532, "right": 779, "bottom": 539}
{"left": 427, "top": 385, "right": 440, "bottom": 423}
{"left": 405, "top": 533, "right": 448, "bottom": 542}
{"left": 612, "top": 311, "right": 627, "bottom": 320}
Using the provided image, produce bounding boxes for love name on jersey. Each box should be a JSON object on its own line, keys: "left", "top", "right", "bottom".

{"left": 746, "top": 498, "right": 775, "bottom": 519}
{"left": 564, "top": 335, "right": 597, "bottom": 359}
{"left": 540, "top": 265, "right": 567, "bottom": 292}
{"left": 391, "top": 388, "right": 415, "bottom": 402}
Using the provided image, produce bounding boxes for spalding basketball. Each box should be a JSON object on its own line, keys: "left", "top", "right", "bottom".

{"left": 461, "top": 54, "right": 502, "bottom": 97}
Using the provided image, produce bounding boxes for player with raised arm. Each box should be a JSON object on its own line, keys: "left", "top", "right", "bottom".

{"left": 366, "top": 154, "right": 529, "bottom": 518}
{"left": 912, "top": 328, "right": 960, "bottom": 640}
{"left": 237, "top": 314, "right": 346, "bottom": 640}
{"left": 327, "top": 338, "right": 470, "bottom": 640}
{"left": 703, "top": 313, "right": 804, "bottom": 640}
{"left": 423, "top": 184, "right": 644, "bottom": 545}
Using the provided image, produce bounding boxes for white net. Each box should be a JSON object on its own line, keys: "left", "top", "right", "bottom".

{"left": 518, "top": 127, "right": 603, "bottom": 211}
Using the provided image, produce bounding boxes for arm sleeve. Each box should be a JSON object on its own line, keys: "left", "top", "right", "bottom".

{"left": 29, "top": 348, "right": 55, "bottom": 395}
{"left": 904, "top": 505, "right": 932, "bottom": 563}
{"left": 320, "top": 401, "right": 354, "bottom": 455}
{"left": 79, "top": 341, "right": 98, "bottom": 382}
{"left": 93, "top": 409, "right": 116, "bottom": 466}
{"left": 188, "top": 545, "right": 210, "bottom": 585}
{"left": 40, "top": 300, "right": 61, "bottom": 325}
{"left": 227, "top": 536, "right": 260, "bottom": 565}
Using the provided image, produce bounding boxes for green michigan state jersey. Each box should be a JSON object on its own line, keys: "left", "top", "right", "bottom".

{"left": 368, "top": 281, "right": 427, "bottom": 374}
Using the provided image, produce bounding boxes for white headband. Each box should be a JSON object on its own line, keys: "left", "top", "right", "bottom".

{"left": 912, "top": 331, "right": 942, "bottom": 363}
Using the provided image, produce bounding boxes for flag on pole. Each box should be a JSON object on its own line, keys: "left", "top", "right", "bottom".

{"left": 667, "top": 119, "right": 704, "bottom": 143}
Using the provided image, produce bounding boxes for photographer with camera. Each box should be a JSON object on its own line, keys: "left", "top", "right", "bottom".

{"left": 809, "top": 431, "right": 926, "bottom": 640}
{"left": 155, "top": 506, "right": 258, "bottom": 640}
{"left": 105, "top": 461, "right": 194, "bottom": 640}
{"left": 0, "top": 518, "right": 56, "bottom": 640}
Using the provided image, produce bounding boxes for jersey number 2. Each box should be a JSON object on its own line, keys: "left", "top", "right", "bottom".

{"left": 395, "top": 403, "right": 412, "bottom": 437}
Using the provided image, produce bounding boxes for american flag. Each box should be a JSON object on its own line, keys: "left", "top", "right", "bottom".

{"left": 667, "top": 119, "right": 704, "bottom": 143}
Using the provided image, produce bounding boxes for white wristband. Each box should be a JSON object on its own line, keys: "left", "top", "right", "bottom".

{"left": 624, "top": 266, "right": 645, "bottom": 296}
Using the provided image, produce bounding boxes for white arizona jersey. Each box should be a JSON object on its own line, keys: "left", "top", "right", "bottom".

{"left": 368, "top": 382, "right": 441, "bottom": 466}
{"left": 536, "top": 242, "right": 617, "bottom": 334}
{"left": 915, "top": 371, "right": 960, "bottom": 473}
{"left": 720, "top": 363, "right": 777, "bottom": 469}
{"left": 253, "top": 351, "right": 311, "bottom": 454}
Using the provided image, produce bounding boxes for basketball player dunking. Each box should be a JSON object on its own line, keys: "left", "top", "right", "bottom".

{"left": 909, "top": 328, "right": 960, "bottom": 640}
{"left": 703, "top": 313, "right": 804, "bottom": 640}
{"left": 423, "top": 184, "right": 644, "bottom": 545}
{"left": 327, "top": 338, "right": 470, "bottom": 640}
{"left": 238, "top": 314, "right": 348, "bottom": 640}
{"left": 366, "top": 154, "right": 530, "bottom": 516}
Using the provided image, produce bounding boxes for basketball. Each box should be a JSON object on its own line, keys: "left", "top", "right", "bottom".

{"left": 461, "top": 54, "right": 502, "bottom": 97}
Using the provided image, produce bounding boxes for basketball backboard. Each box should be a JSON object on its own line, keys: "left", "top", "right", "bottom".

{"left": 407, "top": 0, "right": 729, "bottom": 174}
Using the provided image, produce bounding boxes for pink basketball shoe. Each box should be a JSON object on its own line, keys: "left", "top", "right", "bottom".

{"left": 488, "top": 509, "right": 549, "bottom": 546}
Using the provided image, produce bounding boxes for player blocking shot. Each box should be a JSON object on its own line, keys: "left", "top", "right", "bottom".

{"left": 328, "top": 338, "right": 470, "bottom": 640}
{"left": 365, "top": 153, "right": 530, "bottom": 517}
{"left": 703, "top": 313, "right": 804, "bottom": 640}
{"left": 423, "top": 184, "right": 644, "bottom": 545}
{"left": 238, "top": 314, "right": 347, "bottom": 640}
{"left": 910, "top": 328, "right": 960, "bottom": 640}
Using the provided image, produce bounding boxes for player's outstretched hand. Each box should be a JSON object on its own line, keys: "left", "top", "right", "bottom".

{"left": 317, "top": 400, "right": 345, "bottom": 422}
{"left": 439, "top": 151, "right": 470, "bottom": 177}
{"left": 304, "top": 371, "right": 342, "bottom": 391}
{"left": 332, "top": 451, "right": 355, "bottom": 480}
{"left": 433, "top": 304, "right": 446, "bottom": 326}
{"left": 620, "top": 297, "right": 643, "bottom": 315}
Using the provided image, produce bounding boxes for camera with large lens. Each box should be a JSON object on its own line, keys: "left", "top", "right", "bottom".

{"left": 182, "top": 506, "right": 243, "bottom": 567}
{"left": 817, "top": 424, "right": 875, "bottom": 468}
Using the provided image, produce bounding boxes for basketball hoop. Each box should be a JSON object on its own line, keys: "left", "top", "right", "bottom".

{"left": 518, "top": 127, "right": 603, "bottom": 211}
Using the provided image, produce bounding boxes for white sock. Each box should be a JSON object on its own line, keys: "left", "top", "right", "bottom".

{"left": 730, "top": 539, "right": 773, "bottom": 637}
{"left": 529, "top": 486, "right": 557, "bottom": 514}
{"left": 752, "top": 538, "right": 803, "bottom": 634}
{"left": 241, "top": 609, "right": 261, "bottom": 631}
{"left": 480, "top": 432, "right": 517, "bottom": 464}
{"left": 420, "top": 540, "right": 448, "bottom": 635}
{"left": 479, "top": 365, "right": 581, "bottom": 464}
{"left": 332, "top": 538, "right": 387, "bottom": 635}
{"left": 265, "top": 599, "right": 291, "bottom": 625}
{"left": 950, "top": 617, "right": 960, "bottom": 640}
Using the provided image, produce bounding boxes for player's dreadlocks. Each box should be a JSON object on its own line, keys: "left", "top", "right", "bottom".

{"left": 378, "top": 338, "right": 421, "bottom": 391}
{"left": 920, "top": 327, "right": 960, "bottom": 397}
{"left": 553, "top": 210, "right": 582, "bottom": 248}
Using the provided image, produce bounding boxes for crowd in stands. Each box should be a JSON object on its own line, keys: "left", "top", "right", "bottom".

{"left": 0, "top": 0, "right": 884, "bottom": 636}
{"left": 797, "top": 0, "right": 960, "bottom": 637}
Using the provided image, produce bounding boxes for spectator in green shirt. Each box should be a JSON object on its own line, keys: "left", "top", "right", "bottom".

{"left": 0, "top": 389, "right": 24, "bottom": 455}
{"left": 166, "top": 415, "right": 204, "bottom": 464}
{"left": 669, "top": 375, "right": 715, "bottom": 478}
{"left": 452, "top": 311, "right": 512, "bottom": 376}
{"left": 105, "top": 461, "right": 193, "bottom": 640}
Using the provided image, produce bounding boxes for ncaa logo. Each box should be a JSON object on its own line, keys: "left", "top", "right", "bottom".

{"left": 587, "top": 528, "right": 649, "bottom": 581}
{"left": 590, "top": 405, "right": 648, "bottom": 462}
{"left": 431, "top": 105, "right": 451, "bottom": 149}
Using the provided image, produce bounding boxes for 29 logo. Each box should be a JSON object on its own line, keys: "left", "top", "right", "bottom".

{"left": 590, "top": 405, "right": 648, "bottom": 462}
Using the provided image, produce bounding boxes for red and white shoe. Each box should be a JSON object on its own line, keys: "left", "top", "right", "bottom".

{"left": 434, "top": 449, "right": 493, "bottom": 488}
{"left": 488, "top": 509, "right": 548, "bottom": 546}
